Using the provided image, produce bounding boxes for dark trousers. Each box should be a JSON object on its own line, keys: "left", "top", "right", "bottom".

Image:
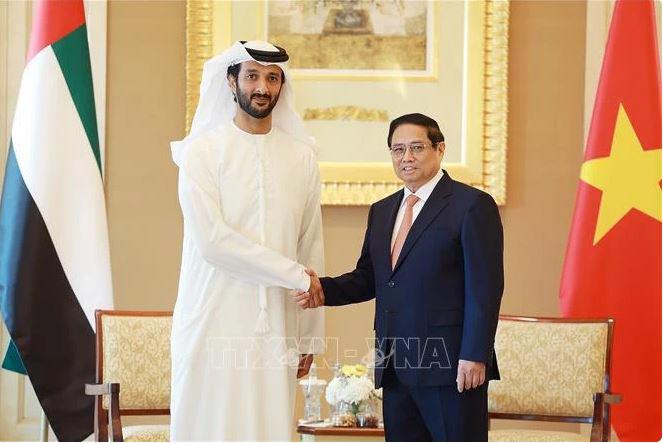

{"left": 381, "top": 360, "right": 488, "bottom": 442}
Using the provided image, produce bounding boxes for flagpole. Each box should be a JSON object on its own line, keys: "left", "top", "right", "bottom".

{"left": 40, "top": 411, "right": 49, "bottom": 441}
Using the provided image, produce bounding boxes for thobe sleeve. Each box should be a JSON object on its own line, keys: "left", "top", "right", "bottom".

{"left": 296, "top": 153, "right": 325, "bottom": 355}
{"left": 178, "top": 137, "right": 311, "bottom": 291}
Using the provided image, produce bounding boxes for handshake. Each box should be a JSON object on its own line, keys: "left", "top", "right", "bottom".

{"left": 294, "top": 268, "right": 325, "bottom": 309}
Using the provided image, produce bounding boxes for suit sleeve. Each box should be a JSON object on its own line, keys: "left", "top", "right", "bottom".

{"left": 458, "top": 192, "right": 504, "bottom": 363}
{"left": 320, "top": 205, "right": 376, "bottom": 306}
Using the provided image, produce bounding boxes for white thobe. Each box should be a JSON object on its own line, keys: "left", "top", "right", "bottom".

{"left": 170, "top": 122, "right": 325, "bottom": 441}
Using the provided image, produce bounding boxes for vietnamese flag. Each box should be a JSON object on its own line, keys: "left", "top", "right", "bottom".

{"left": 559, "top": 0, "right": 661, "bottom": 441}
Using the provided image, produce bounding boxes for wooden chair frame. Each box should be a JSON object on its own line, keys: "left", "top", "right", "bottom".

{"left": 489, "top": 315, "right": 621, "bottom": 442}
{"left": 85, "top": 310, "right": 173, "bottom": 442}
{"left": 84, "top": 312, "right": 620, "bottom": 441}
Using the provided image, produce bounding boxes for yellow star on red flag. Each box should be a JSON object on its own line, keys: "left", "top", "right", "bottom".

{"left": 580, "top": 104, "right": 662, "bottom": 245}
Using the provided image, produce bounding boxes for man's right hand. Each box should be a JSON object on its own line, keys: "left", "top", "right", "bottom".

{"left": 456, "top": 359, "right": 486, "bottom": 392}
{"left": 293, "top": 268, "right": 324, "bottom": 309}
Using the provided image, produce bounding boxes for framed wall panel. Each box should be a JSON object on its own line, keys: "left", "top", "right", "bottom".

{"left": 186, "top": 0, "right": 509, "bottom": 205}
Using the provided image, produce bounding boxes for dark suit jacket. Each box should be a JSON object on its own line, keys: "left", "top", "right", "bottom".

{"left": 320, "top": 171, "right": 504, "bottom": 388}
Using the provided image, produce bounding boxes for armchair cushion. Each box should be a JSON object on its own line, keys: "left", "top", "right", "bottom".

{"left": 122, "top": 424, "right": 170, "bottom": 442}
{"left": 489, "top": 429, "right": 587, "bottom": 441}
{"left": 101, "top": 315, "right": 172, "bottom": 410}
{"left": 488, "top": 320, "right": 608, "bottom": 417}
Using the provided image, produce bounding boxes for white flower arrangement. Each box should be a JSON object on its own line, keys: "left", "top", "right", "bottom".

{"left": 325, "top": 364, "right": 375, "bottom": 406}
{"left": 326, "top": 364, "right": 382, "bottom": 428}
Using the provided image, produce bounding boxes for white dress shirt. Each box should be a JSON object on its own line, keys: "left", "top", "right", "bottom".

{"left": 391, "top": 168, "right": 445, "bottom": 249}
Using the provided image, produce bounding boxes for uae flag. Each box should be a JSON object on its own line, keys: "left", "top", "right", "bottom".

{"left": 559, "top": 0, "right": 661, "bottom": 441}
{"left": 0, "top": 0, "right": 113, "bottom": 440}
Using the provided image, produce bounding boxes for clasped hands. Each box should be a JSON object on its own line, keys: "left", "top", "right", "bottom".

{"left": 294, "top": 268, "right": 324, "bottom": 309}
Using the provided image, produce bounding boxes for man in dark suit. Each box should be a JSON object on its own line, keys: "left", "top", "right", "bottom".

{"left": 298, "top": 113, "right": 504, "bottom": 441}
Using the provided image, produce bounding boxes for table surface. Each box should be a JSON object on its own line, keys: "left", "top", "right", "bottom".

{"left": 296, "top": 425, "right": 385, "bottom": 437}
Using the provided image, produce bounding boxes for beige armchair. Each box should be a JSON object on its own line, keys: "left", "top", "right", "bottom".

{"left": 85, "top": 310, "right": 172, "bottom": 442}
{"left": 488, "top": 316, "right": 620, "bottom": 442}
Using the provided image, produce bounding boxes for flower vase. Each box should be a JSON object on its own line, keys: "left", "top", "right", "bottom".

{"left": 336, "top": 401, "right": 358, "bottom": 427}
{"left": 355, "top": 398, "right": 380, "bottom": 428}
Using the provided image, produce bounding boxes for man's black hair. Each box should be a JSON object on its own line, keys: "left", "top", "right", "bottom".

{"left": 387, "top": 113, "right": 445, "bottom": 146}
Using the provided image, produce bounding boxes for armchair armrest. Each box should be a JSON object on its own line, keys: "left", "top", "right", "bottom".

{"left": 85, "top": 382, "right": 119, "bottom": 396}
{"left": 597, "top": 393, "right": 621, "bottom": 404}
{"left": 85, "top": 383, "right": 123, "bottom": 442}
{"left": 590, "top": 392, "right": 621, "bottom": 442}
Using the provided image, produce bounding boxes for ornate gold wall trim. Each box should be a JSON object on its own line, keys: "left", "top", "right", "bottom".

{"left": 321, "top": 182, "right": 403, "bottom": 206}
{"left": 185, "top": 0, "right": 214, "bottom": 134}
{"left": 303, "top": 106, "right": 389, "bottom": 122}
{"left": 481, "top": 0, "right": 509, "bottom": 205}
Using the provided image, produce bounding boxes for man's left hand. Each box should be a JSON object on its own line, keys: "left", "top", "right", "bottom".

{"left": 456, "top": 359, "right": 485, "bottom": 392}
{"left": 297, "top": 354, "right": 314, "bottom": 378}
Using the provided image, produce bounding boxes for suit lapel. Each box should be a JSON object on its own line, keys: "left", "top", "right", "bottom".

{"left": 378, "top": 190, "right": 403, "bottom": 271}
{"left": 391, "top": 173, "right": 453, "bottom": 275}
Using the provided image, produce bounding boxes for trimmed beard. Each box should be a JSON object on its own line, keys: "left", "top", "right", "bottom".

{"left": 236, "top": 85, "right": 281, "bottom": 119}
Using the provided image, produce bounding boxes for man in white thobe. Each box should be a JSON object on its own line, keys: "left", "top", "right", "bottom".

{"left": 169, "top": 41, "right": 325, "bottom": 441}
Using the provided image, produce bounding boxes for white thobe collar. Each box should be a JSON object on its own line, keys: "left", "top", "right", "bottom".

{"left": 230, "top": 119, "right": 273, "bottom": 140}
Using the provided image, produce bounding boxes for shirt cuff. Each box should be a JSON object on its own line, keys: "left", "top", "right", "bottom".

{"left": 297, "top": 267, "right": 311, "bottom": 292}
